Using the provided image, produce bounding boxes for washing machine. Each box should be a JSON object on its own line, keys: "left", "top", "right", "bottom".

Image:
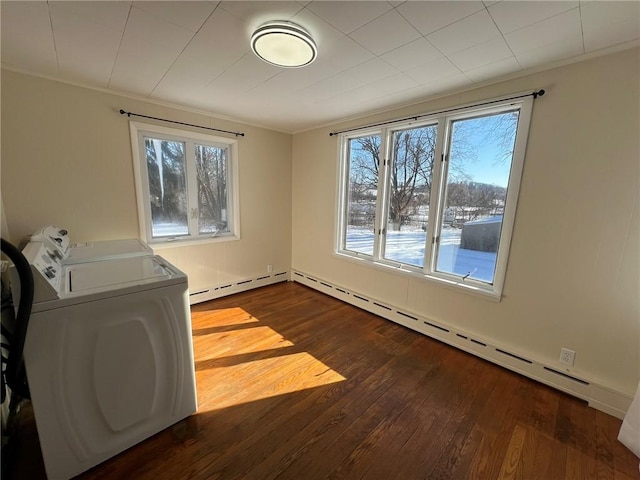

{"left": 29, "top": 225, "right": 153, "bottom": 264}
{"left": 13, "top": 240, "right": 197, "bottom": 480}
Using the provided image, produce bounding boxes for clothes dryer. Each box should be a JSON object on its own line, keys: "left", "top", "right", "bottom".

{"left": 13, "top": 240, "right": 197, "bottom": 480}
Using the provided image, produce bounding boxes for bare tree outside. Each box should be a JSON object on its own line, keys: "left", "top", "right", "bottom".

{"left": 145, "top": 138, "right": 188, "bottom": 236}
{"left": 348, "top": 122, "right": 479, "bottom": 233}
{"left": 144, "top": 138, "right": 231, "bottom": 238}
{"left": 342, "top": 108, "right": 521, "bottom": 281}
{"left": 346, "top": 135, "right": 379, "bottom": 228}
{"left": 195, "top": 144, "right": 229, "bottom": 234}
{"left": 435, "top": 110, "right": 520, "bottom": 280}
{"left": 443, "top": 110, "right": 519, "bottom": 226}
{"left": 386, "top": 125, "right": 436, "bottom": 230}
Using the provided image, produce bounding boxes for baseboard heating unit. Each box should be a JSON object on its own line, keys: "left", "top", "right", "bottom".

{"left": 188, "top": 271, "right": 289, "bottom": 305}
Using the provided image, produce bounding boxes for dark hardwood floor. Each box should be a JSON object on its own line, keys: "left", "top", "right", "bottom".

{"left": 6, "top": 281, "right": 639, "bottom": 479}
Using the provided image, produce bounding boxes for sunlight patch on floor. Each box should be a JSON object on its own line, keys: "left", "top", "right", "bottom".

{"left": 194, "top": 325, "right": 294, "bottom": 358}
{"left": 196, "top": 352, "right": 346, "bottom": 410}
{"left": 191, "top": 307, "right": 347, "bottom": 412}
{"left": 191, "top": 306, "right": 258, "bottom": 327}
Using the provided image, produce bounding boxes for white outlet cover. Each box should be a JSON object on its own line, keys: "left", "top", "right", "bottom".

{"left": 559, "top": 348, "right": 576, "bottom": 366}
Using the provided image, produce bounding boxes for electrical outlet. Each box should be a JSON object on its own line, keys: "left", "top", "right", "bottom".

{"left": 267, "top": 264, "right": 273, "bottom": 273}
{"left": 559, "top": 348, "right": 575, "bottom": 366}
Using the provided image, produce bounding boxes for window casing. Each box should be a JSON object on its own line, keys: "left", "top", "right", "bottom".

{"left": 130, "top": 122, "right": 240, "bottom": 245}
{"left": 336, "top": 96, "right": 533, "bottom": 299}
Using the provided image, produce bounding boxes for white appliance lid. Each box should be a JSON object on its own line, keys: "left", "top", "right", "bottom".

{"left": 66, "top": 239, "right": 153, "bottom": 263}
{"left": 66, "top": 256, "right": 177, "bottom": 294}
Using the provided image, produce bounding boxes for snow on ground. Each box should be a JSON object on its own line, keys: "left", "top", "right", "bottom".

{"left": 151, "top": 223, "right": 497, "bottom": 284}
{"left": 346, "top": 226, "right": 496, "bottom": 283}
{"left": 153, "top": 222, "right": 189, "bottom": 237}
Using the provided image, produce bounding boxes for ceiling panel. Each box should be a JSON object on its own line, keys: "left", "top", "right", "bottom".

{"left": 464, "top": 57, "right": 521, "bottom": 83}
{"left": 298, "top": 70, "right": 365, "bottom": 102}
{"left": 132, "top": 1, "right": 217, "bottom": 32}
{"left": 151, "top": 8, "right": 249, "bottom": 98}
{"left": 505, "top": 8, "right": 583, "bottom": 57}
{"left": 203, "top": 53, "right": 281, "bottom": 98}
{"left": 219, "top": 0, "right": 305, "bottom": 31}
{"left": 150, "top": 55, "right": 227, "bottom": 101}
{"left": 448, "top": 36, "right": 515, "bottom": 72}
{"left": 366, "top": 72, "right": 420, "bottom": 96}
{"left": 1, "top": 0, "right": 638, "bottom": 133}
{"left": 405, "top": 56, "right": 462, "bottom": 85}
{"left": 109, "top": 5, "right": 197, "bottom": 94}
{"left": 50, "top": 3, "right": 124, "bottom": 86}
{"left": 249, "top": 61, "right": 339, "bottom": 97}
{"left": 396, "top": 1, "right": 485, "bottom": 35}
{"left": 0, "top": 1, "right": 58, "bottom": 75}
{"left": 427, "top": 10, "right": 502, "bottom": 55}
{"left": 487, "top": 1, "right": 578, "bottom": 34}
{"left": 349, "top": 9, "right": 422, "bottom": 55}
{"left": 176, "top": 7, "right": 248, "bottom": 62}
{"left": 343, "top": 57, "right": 399, "bottom": 84}
{"left": 380, "top": 38, "right": 442, "bottom": 71}
{"left": 581, "top": 1, "right": 640, "bottom": 52}
{"left": 117, "top": 4, "right": 196, "bottom": 54}
{"left": 306, "top": 1, "right": 392, "bottom": 35}
{"left": 51, "top": 1, "right": 131, "bottom": 31}
{"left": 420, "top": 72, "right": 473, "bottom": 96}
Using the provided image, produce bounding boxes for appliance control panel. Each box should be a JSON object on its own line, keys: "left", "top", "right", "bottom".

{"left": 13, "top": 241, "right": 63, "bottom": 303}
{"left": 30, "top": 225, "right": 70, "bottom": 259}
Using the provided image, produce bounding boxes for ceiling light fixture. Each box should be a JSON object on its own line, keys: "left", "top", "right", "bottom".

{"left": 251, "top": 21, "right": 317, "bottom": 68}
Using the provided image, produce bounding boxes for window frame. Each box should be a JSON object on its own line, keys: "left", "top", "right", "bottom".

{"left": 339, "top": 129, "right": 383, "bottom": 257}
{"left": 335, "top": 94, "right": 533, "bottom": 300}
{"left": 129, "top": 121, "right": 240, "bottom": 246}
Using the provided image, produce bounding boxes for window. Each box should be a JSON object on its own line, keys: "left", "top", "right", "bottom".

{"left": 344, "top": 133, "right": 379, "bottom": 256}
{"left": 130, "top": 122, "right": 239, "bottom": 245}
{"left": 336, "top": 95, "right": 533, "bottom": 299}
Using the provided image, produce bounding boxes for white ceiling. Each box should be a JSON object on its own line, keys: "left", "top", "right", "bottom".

{"left": 2, "top": 1, "right": 639, "bottom": 133}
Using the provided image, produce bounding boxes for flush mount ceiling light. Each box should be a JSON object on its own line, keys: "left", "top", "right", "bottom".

{"left": 251, "top": 21, "right": 317, "bottom": 68}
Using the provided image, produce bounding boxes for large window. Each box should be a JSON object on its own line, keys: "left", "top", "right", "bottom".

{"left": 130, "top": 122, "right": 239, "bottom": 245}
{"left": 337, "top": 96, "right": 533, "bottom": 298}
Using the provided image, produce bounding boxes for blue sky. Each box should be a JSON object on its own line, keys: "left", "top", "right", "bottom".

{"left": 463, "top": 143, "right": 512, "bottom": 187}
{"left": 451, "top": 112, "right": 517, "bottom": 188}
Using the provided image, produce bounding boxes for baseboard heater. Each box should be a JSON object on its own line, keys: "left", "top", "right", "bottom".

{"left": 189, "top": 271, "right": 289, "bottom": 305}
{"left": 291, "top": 269, "right": 631, "bottom": 419}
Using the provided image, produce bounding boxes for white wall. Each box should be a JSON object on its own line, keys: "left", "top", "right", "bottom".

{"left": 1, "top": 70, "right": 292, "bottom": 293}
{"left": 292, "top": 48, "right": 640, "bottom": 400}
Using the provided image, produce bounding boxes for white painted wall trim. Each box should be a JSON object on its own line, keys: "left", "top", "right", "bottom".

{"left": 291, "top": 269, "right": 632, "bottom": 419}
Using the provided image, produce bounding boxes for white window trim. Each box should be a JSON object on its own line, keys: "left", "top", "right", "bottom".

{"left": 129, "top": 121, "right": 240, "bottom": 247}
{"left": 334, "top": 94, "right": 534, "bottom": 301}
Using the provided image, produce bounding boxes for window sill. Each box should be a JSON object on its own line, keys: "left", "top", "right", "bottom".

{"left": 148, "top": 234, "right": 240, "bottom": 249}
{"left": 333, "top": 251, "right": 502, "bottom": 303}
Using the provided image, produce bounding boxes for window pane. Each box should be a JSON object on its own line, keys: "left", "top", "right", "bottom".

{"left": 195, "top": 144, "right": 229, "bottom": 235}
{"left": 383, "top": 124, "right": 437, "bottom": 267}
{"left": 436, "top": 110, "right": 519, "bottom": 283}
{"left": 144, "top": 137, "right": 188, "bottom": 238}
{"left": 344, "top": 135, "right": 380, "bottom": 255}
